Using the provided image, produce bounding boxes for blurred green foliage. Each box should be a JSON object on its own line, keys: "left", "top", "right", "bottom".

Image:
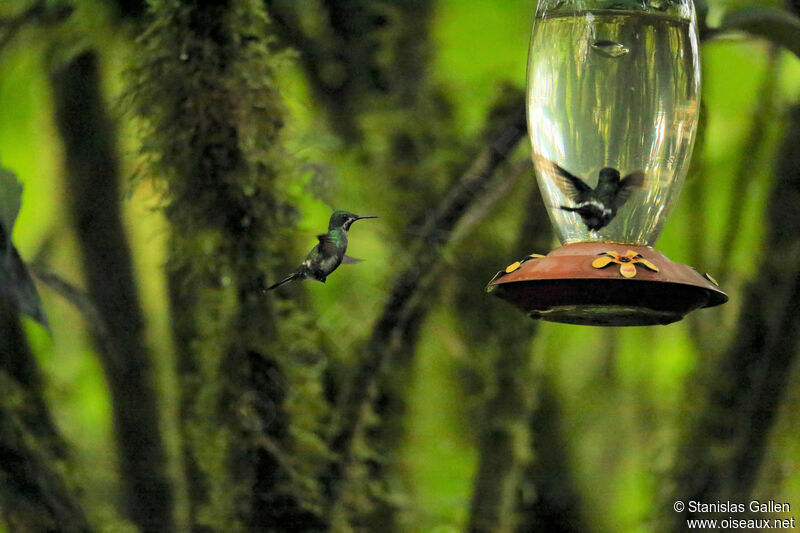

{"left": 1, "top": 0, "right": 800, "bottom": 531}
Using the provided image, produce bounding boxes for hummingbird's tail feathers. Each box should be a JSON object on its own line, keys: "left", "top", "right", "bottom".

{"left": 341, "top": 255, "right": 363, "bottom": 264}
{"left": 266, "top": 272, "right": 302, "bottom": 291}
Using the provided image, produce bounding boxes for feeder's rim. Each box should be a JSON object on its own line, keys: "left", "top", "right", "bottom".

{"left": 560, "top": 239, "right": 657, "bottom": 246}
{"left": 488, "top": 243, "right": 724, "bottom": 293}
{"left": 510, "top": 240, "right": 655, "bottom": 249}
{"left": 486, "top": 243, "right": 728, "bottom": 326}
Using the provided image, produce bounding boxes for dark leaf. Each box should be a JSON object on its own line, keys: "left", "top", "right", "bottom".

{"left": 0, "top": 236, "right": 48, "bottom": 327}
{"left": 0, "top": 162, "right": 22, "bottom": 251}
{"left": 0, "top": 162, "right": 47, "bottom": 326}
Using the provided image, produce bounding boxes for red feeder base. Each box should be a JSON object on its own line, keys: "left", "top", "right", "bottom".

{"left": 486, "top": 242, "right": 728, "bottom": 326}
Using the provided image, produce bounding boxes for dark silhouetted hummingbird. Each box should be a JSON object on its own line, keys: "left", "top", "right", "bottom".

{"left": 537, "top": 157, "right": 645, "bottom": 231}
{"left": 266, "top": 210, "right": 377, "bottom": 290}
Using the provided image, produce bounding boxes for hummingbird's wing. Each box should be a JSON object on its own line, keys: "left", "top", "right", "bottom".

{"left": 613, "top": 171, "right": 645, "bottom": 208}
{"left": 535, "top": 156, "right": 592, "bottom": 202}
{"left": 341, "top": 255, "right": 363, "bottom": 264}
{"left": 316, "top": 233, "right": 339, "bottom": 257}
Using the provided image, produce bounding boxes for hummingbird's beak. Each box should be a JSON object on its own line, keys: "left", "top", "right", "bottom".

{"left": 355, "top": 215, "right": 378, "bottom": 221}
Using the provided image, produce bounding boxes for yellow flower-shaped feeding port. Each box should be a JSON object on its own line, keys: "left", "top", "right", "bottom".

{"left": 592, "top": 250, "right": 659, "bottom": 278}
{"left": 504, "top": 253, "right": 546, "bottom": 275}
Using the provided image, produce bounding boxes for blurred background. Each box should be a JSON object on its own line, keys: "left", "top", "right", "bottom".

{"left": 1, "top": 0, "right": 800, "bottom": 532}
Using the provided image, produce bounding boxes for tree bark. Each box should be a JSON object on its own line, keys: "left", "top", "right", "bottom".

{"left": 51, "top": 51, "right": 174, "bottom": 533}
{"left": 515, "top": 379, "right": 588, "bottom": 533}
{"left": 466, "top": 318, "right": 538, "bottom": 533}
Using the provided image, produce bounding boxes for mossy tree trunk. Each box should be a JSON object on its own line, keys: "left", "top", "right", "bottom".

{"left": 131, "top": 1, "right": 328, "bottom": 531}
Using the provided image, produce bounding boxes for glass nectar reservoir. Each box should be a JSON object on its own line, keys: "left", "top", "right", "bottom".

{"left": 528, "top": 0, "right": 699, "bottom": 245}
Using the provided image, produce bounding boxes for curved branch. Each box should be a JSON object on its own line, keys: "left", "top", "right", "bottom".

{"left": 326, "top": 102, "right": 527, "bottom": 520}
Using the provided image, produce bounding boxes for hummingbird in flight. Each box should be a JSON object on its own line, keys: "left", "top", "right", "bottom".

{"left": 537, "top": 157, "right": 645, "bottom": 231}
{"left": 267, "top": 210, "right": 377, "bottom": 290}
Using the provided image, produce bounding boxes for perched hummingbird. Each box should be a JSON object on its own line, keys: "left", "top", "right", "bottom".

{"left": 266, "top": 210, "right": 377, "bottom": 290}
{"left": 538, "top": 157, "right": 645, "bottom": 231}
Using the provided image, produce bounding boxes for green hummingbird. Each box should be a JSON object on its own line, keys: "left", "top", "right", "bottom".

{"left": 267, "top": 210, "right": 377, "bottom": 290}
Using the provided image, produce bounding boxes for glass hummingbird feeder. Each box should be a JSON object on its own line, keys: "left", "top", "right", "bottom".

{"left": 486, "top": 0, "right": 727, "bottom": 326}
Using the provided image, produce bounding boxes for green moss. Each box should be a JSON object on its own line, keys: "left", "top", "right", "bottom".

{"left": 128, "top": 0, "right": 331, "bottom": 530}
